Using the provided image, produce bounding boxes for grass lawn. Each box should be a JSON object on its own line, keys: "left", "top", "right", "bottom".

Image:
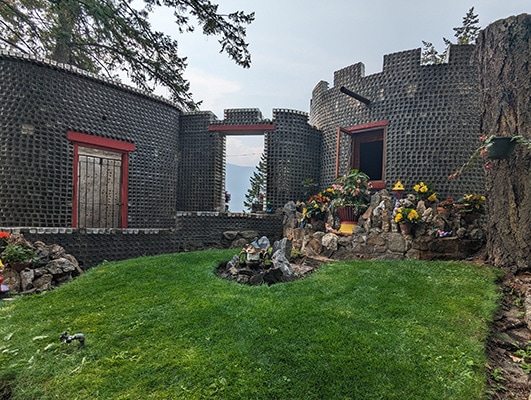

{"left": 0, "top": 249, "right": 501, "bottom": 399}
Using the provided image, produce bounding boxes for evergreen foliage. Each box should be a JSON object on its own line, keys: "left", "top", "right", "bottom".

{"left": 0, "top": 0, "right": 254, "bottom": 110}
{"left": 421, "top": 7, "right": 480, "bottom": 64}
{"left": 454, "top": 7, "right": 481, "bottom": 44}
{"left": 243, "top": 152, "right": 266, "bottom": 211}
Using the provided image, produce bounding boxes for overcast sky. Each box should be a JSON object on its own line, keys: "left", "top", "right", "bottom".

{"left": 152, "top": 1, "right": 529, "bottom": 166}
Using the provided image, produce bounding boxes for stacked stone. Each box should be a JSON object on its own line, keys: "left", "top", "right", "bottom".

{"left": 1, "top": 234, "right": 83, "bottom": 296}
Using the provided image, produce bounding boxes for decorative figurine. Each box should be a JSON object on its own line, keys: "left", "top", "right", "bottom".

{"left": 239, "top": 239, "right": 271, "bottom": 269}
{"left": 0, "top": 275, "right": 8, "bottom": 298}
{"left": 60, "top": 331, "right": 85, "bottom": 346}
{"left": 392, "top": 180, "right": 405, "bottom": 200}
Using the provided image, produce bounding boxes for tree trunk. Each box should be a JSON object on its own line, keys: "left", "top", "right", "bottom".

{"left": 50, "top": 0, "right": 81, "bottom": 64}
{"left": 476, "top": 14, "right": 531, "bottom": 272}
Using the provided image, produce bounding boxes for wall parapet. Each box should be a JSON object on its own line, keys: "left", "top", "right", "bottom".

{"left": 0, "top": 213, "right": 283, "bottom": 269}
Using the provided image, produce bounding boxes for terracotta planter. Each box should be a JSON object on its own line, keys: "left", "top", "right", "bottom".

{"left": 487, "top": 137, "right": 517, "bottom": 159}
{"left": 9, "top": 262, "right": 31, "bottom": 272}
{"left": 437, "top": 207, "right": 452, "bottom": 217}
{"left": 399, "top": 222, "right": 413, "bottom": 235}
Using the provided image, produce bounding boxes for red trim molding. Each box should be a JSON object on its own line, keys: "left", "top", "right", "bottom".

{"left": 68, "top": 132, "right": 134, "bottom": 228}
{"left": 336, "top": 121, "right": 387, "bottom": 189}
{"left": 345, "top": 120, "right": 388, "bottom": 133}
{"left": 67, "top": 131, "right": 135, "bottom": 152}
{"left": 208, "top": 124, "right": 275, "bottom": 135}
{"left": 72, "top": 144, "right": 79, "bottom": 228}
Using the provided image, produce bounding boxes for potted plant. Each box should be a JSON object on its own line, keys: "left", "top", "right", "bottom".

{"left": 454, "top": 193, "right": 486, "bottom": 224}
{"left": 1, "top": 244, "right": 36, "bottom": 272}
{"left": 394, "top": 207, "right": 420, "bottom": 235}
{"left": 331, "top": 169, "right": 372, "bottom": 221}
{"left": 437, "top": 198, "right": 454, "bottom": 216}
{"left": 300, "top": 190, "right": 333, "bottom": 224}
{"left": 412, "top": 181, "right": 437, "bottom": 204}
{"left": 449, "top": 134, "right": 531, "bottom": 179}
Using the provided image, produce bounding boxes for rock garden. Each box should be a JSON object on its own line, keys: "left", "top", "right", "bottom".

{"left": 0, "top": 233, "right": 82, "bottom": 298}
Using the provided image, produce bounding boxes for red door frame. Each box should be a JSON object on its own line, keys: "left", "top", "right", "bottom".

{"left": 68, "top": 132, "right": 135, "bottom": 228}
{"left": 336, "top": 121, "right": 387, "bottom": 189}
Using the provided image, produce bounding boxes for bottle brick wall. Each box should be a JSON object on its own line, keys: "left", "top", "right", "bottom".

{"left": 177, "top": 111, "right": 224, "bottom": 211}
{"left": 0, "top": 44, "right": 488, "bottom": 267}
{"left": 0, "top": 51, "right": 180, "bottom": 228}
{"left": 309, "top": 45, "right": 484, "bottom": 198}
{"left": 266, "top": 109, "right": 322, "bottom": 207}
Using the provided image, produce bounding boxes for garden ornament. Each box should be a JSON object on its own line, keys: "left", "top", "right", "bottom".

{"left": 60, "top": 331, "right": 85, "bottom": 346}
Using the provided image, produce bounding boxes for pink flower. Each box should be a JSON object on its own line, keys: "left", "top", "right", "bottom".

{"left": 448, "top": 172, "right": 460, "bottom": 180}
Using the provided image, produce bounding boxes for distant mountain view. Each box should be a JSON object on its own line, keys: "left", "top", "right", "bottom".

{"left": 225, "top": 163, "right": 255, "bottom": 212}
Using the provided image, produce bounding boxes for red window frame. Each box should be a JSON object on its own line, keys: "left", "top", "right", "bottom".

{"left": 68, "top": 132, "right": 135, "bottom": 228}
{"left": 336, "top": 121, "right": 387, "bottom": 189}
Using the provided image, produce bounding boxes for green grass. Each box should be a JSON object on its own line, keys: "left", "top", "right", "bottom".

{"left": 0, "top": 250, "right": 501, "bottom": 399}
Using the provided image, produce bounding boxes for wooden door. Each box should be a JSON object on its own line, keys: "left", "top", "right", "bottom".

{"left": 76, "top": 147, "right": 122, "bottom": 228}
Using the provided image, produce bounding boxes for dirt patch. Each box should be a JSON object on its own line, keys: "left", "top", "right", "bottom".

{"left": 0, "top": 379, "right": 13, "bottom": 400}
{"left": 289, "top": 255, "right": 331, "bottom": 278}
{"left": 486, "top": 273, "right": 531, "bottom": 399}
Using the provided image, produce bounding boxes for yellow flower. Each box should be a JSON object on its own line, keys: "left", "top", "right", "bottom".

{"left": 427, "top": 193, "right": 437, "bottom": 202}
{"left": 408, "top": 209, "right": 419, "bottom": 220}
{"left": 395, "top": 213, "right": 403, "bottom": 223}
{"left": 413, "top": 184, "right": 420, "bottom": 192}
{"left": 420, "top": 186, "right": 428, "bottom": 193}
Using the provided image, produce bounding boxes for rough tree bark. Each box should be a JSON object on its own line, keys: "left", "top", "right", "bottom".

{"left": 476, "top": 14, "right": 531, "bottom": 272}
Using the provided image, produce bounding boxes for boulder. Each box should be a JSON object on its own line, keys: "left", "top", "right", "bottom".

{"left": 33, "top": 274, "right": 53, "bottom": 292}
{"left": 272, "top": 238, "right": 292, "bottom": 259}
{"left": 2, "top": 267, "right": 21, "bottom": 292}
{"left": 322, "top": 233, "right": 339, "bottom": 252}
{"left": 223, "top": 231, "right": 239, "bottom": 241}
{"left": 20, "top": 269, "right": 35, "bottom": 292}
{"left": 239, "top": 230, "right": 259, "bottom": 240}
{"left": 282, "top": 201, "right": 299, "bottom": 229}
{"left": 271, "top": 250, "right": 293, "bottom": 281}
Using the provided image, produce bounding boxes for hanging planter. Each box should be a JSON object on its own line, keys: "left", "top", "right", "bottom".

{"left": 486, "top": 137, "right": 517, "bottom": 160}
{"left": 449, "top": 134, "right": 531, "bottom": 179}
